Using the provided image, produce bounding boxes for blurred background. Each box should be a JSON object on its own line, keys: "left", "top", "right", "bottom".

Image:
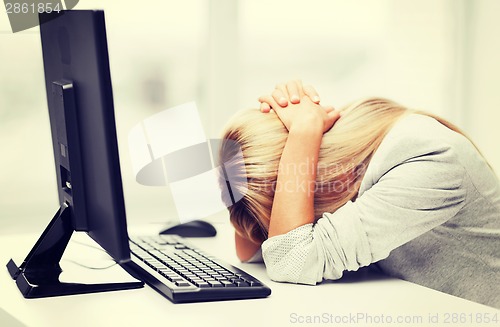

{"left": 1, "top": 0, "right": 499, "bottom": 234}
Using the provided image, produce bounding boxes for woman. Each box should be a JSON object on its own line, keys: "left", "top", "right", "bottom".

{"left": 219, "top": 80, "right": 500, "bottom": 308}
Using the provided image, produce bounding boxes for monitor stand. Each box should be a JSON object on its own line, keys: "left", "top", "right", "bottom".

{"left": 6, "top": 203, "right": 144, "bottom": 298}
{"left": 6, "top": 79, "right": 143, "bottom": 298}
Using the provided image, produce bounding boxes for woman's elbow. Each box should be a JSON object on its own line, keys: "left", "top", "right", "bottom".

{"left": 261, "top": 225, "right": 322, "bottom": 284}
{"left": 265, "top": 263, "right": 318, "bottom": 285}
{"left": 263, "top": 251, "right": 321, "bottom": 285}
{"left": 265, "top": 264, "right": 294, "bottom": 283}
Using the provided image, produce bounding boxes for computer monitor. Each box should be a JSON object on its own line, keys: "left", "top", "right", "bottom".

{"left": 6, "top": 10, "right": 144, "bottom": 298}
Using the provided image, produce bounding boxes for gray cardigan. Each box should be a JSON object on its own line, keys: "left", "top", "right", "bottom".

{"left": 261, "top": 113, "right": 500, "bottom": 309}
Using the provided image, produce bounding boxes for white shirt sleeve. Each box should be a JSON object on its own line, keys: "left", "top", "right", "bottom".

{"left": 262, "top": 131, "right": 467, "bottom": 285}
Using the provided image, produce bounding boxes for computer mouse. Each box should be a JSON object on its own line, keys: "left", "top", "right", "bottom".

{"left": 159, "top": 220, "right": 217, "bottom": 238}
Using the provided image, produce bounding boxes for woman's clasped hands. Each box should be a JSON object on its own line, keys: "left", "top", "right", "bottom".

{"left": 258, "top": 80, "right": 340, "bottom": 134}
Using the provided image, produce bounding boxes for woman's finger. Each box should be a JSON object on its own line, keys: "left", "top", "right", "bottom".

{"left": 304, "top": 85, "right": 320, "bottom": 103}
{"left": 258, "top": 95, "right": 281, "bottom": 111}
{"left": 260, "top": 101, "right": 271, "bottom": 113}
{"left": 286, "top": 80, "right": 301, "bottom": 104}
{"left": 324, "top": 110, "right": 341, "bottom": 132}
{"left": 272, "top": 87, "right": 288, "bottom": 107}
{"left": 296, "top": 80, "right": 305, "bottom": 98}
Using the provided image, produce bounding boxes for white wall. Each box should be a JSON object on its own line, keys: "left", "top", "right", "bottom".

{"left": 464, "top": 0, "right": 500, "bottom": 174}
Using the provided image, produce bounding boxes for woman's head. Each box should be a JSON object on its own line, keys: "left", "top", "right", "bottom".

{"left": 219, "top": 97, "right": 408, "bottom": 244}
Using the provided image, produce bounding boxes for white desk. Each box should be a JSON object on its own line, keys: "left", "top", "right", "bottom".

{"left": 1, "top": 223, "right": 499, "bottom": 327}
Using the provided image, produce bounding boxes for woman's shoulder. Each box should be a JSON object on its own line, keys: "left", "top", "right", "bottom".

{"left": 359, "top": 113, "right": 467, "bottom": 192}
{"left": 388, "top": 113, "right": 458, "bottom": 144}
{"left": 374, "top": 113, "right": 461, "bottom": 165}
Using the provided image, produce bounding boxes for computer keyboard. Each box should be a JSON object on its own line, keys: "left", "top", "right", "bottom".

{"left": 128, "top": 235, "right": 271, "bottom": 303}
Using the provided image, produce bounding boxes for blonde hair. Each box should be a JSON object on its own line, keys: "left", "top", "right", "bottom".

{"left": 219, "top": 97, "right": 465, "bottom": 244}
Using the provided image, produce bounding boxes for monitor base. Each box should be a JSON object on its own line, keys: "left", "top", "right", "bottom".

{"left": 6, "top": 204, "right": 143, "bottom": 298}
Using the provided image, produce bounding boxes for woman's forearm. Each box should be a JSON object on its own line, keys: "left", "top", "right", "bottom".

{"left": 268, "top": 121, "right": 323, "bottom": 238}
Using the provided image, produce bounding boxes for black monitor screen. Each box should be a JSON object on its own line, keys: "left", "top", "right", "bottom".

{"left": 39, "top": 10, "right": 130, "bottom": 263}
